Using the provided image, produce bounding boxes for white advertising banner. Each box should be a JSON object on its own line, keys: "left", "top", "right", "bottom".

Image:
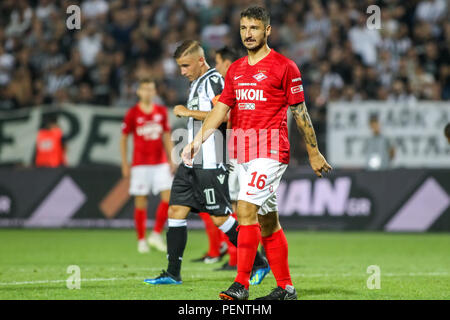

{"left": 0, "top": 104, "right": 184, "bottom": 167}
{"left": 0, "top": 104, "right": 128, "bottom": 166}
{"left": 327, "top": 101, "right": 450, "bottom": 168}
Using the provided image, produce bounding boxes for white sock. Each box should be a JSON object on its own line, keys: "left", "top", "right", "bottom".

{"left": 218, "top": 216, "right": 236, "bottom": 233}
{"left": 168, "top": 219, "right": 187, "bottom": 228}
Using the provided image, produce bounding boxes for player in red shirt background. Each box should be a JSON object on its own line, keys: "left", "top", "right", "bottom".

{"left": 182, "top": 6, "right": 332, "bottom": 300}
{"left": 120, "top": 78, "right": 176, "bottom": 253}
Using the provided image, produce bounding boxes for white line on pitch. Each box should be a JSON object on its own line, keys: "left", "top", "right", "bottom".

{"left": 0, "top": 276, "right": 144, "bottom": 286}
{"left": 0, "top": 271, "right": 447, "bottom": 286}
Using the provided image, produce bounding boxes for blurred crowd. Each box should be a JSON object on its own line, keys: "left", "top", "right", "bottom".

{"left": 0, "top": 0, "right": 449, "bottom": 113}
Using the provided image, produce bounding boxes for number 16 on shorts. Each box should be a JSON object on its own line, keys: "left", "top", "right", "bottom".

{"left": 248, "top": 172, "right": 267, "bottom": 189}
{"left": 238, "top": 158, "right": 288, "bottom": 206}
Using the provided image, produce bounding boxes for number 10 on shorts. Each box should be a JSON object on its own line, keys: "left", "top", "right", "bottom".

{"left": 204, "top": 188, "right": 216, "bottom": 205}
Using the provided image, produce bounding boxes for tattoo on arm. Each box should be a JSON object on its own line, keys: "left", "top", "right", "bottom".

{"left": 290, "top": 102, "right": 318, "bottom": 149}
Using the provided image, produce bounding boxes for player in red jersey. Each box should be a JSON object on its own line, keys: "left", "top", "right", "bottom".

{"left": 121, "top": 78, "right": 175, "bottom": 253}
{"left": 182, "top": 6, "right": 332, "bottom": 300}
{"left": 216, "top": 46, "right": 271, "bottom": 283}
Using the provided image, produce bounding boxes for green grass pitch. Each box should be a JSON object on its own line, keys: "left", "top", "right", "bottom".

{"left": 0, "top": 229, "right": 449, "bottom": 300}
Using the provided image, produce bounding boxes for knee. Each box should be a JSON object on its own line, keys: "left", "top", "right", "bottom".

{"left": 160, "top": 190, "right": 170, "bottom": 203}
{"left": 168, "top": 206, "right": 188, "bottom": 220}
{"left": 210, "top": 215, "right": 228, "bottom": 227}
{"left": 236, "top": 201, "right": 259, "bottom": 225}
{"left": 134, "top": 196, "right": 147, "bottom": 210}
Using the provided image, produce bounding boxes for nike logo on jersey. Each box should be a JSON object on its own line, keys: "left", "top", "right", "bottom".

{"left": 234, "top": 75, "right": 243, "bottom": 80}
{"left": 217, "top": 174, "right": 225, "bottom": 184}
{"left": 246, "top": 191, "right": 256, "bottom": 196}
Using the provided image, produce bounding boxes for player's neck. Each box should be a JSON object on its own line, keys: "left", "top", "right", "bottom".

{"left": 138, "top": 101, "right": 154, "bottom": 114}
{"left": 197, "top": 63, "right": 211, "bottom": 79}
{"left": 247, "top": 45, "right": 271, "bottom": 66}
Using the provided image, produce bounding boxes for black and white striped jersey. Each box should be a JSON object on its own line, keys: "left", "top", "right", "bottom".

{"left": 187, "top": 68, "right": 227, "bottom": 169}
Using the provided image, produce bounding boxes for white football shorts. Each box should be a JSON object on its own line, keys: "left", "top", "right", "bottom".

{"left": 228, "top": 158, "right": 240, "bottom": 201}
{"left": 129, "top": 163, "right": 173, "bottom": 196}
{"left": 237, "top": 158, "right": 288, "bottom": 215}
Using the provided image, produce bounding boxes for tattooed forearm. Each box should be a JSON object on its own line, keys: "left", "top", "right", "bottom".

{"left": 290, "top": 102, "right": 318, "bottom": 149}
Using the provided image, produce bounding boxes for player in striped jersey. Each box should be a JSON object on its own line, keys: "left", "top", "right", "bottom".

{"left": 173, "top": 44, "right": 229, "bottom": 265}
{"left": 144, "top": 40, "right": 240, "bottom": 285}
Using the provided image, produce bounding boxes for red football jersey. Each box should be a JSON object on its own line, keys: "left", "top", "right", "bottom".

{"left": 122, "top": 103, "right": 171, "bottom": 166}
{"left": 35, "top": 127, "right": 66, "bottom": 167}
{"left": 220, "top": 49, "right": 305, "bottom": 164}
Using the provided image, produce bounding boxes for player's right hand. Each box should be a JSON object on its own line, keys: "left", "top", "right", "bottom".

{"left": 121, "top": 163, "right": 130, "bottom": 178}
{"left": 174, "top": 105, "right": 188, "bottom": 118}
{"left": 181, "top": 141, "right": 200, "bottom": 166}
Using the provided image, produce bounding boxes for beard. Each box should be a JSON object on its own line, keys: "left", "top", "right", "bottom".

{"left": 243, "top": 32, "right": 267, "bottom": 52}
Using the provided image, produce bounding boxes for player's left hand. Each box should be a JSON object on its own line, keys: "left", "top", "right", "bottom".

{"left": 181, "top": 140, "right": 201, "bottom": 166}
{"left": 308, "top": 152, "right": 332, "bottom": 178}
{"left": 226, "top": 162, "right": 235, "bottom": 173}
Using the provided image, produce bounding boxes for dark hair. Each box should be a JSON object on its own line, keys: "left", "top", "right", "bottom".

{"left": 138, "top": 78, "right": 159, "bottom": 93}
{"left": 139, "top": 78, "right": 156, "bottom": 86}
{"left": 173, "top": 40, "right": 203, "bottom": 59}
{"left": 42, "top": 112, "right": 58, "bottom": 129}
{"left": 216, "top": 46, "right": 239, "bottom": 63}
{"left": 445, "top": 123, "right": 450, "bottom": 138}
{"left": 240, "top": 6, "right": 270, "bottom": 27}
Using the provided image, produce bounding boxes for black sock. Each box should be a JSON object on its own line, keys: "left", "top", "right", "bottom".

{"left": 224, "top": 220, "right": 239, "bottom": 247}
{"left": 253, "top": 250, "right": 268, "bottom": 269}
{"left": 166, "top": 226, "right": 187, "bottom": 278}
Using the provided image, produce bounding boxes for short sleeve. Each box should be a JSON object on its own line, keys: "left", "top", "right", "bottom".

{"left": 206, "top": 75, "right": 224, "bottom": 106}
{"left": 121, "top": 108, "right": 134, "bottom": 135}
{"left": 207, "top": 75, "right": 224, "bottom": 97}
{"left": 282, "top": 60, "right": 305, "bottom": 105}
{"left": 218, "top": 66, "right": 236, "bottom": 108}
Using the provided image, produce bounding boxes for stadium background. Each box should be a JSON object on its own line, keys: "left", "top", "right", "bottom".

{"left": 0, "top": 0, "right": 449, "bottom": 300}
{"left": 0, "top": 0, "right": 448, "bottom": 231}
